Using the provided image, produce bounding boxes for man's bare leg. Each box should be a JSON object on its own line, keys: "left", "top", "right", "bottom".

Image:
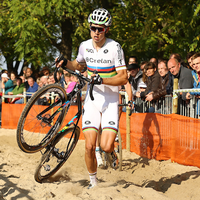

{"left": 84, "top": 130, "right": 98, "bottom": 188}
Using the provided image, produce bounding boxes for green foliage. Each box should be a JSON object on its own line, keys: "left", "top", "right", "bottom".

{"left": 112, "top": 0, "right": 200, "bottom": 62}
{"left": 0, "top": 0, "right": 200, "bottom": 72}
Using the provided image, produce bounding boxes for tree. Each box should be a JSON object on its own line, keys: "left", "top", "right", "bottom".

{"left": 1, "top": 0, "right": 200, "bottom": 73}
{"left": 0, "top": 0, "right": 119, "bottom": 73}
{"left": 0, "top": 1, "right": 21, "bottom": 73}
{"left": 112, "top": 0, "right": 200, "bottom": 62}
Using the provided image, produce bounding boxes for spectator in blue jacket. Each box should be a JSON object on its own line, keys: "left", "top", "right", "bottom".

{"left": 188, "top": 53, "right": 200, "bottom": 117}
{"left": 15, "top": 77, "right": 38, "bottom": 104}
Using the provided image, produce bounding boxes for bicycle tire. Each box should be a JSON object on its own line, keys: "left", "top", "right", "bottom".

{"left": 17, "top": 84, "right": 68, "bottom": 153}
{"left": 34, "top": 126, "right": 80, "bottom": 183}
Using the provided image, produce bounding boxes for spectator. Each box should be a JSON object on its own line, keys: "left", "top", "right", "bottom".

{"left": 127, "top": 63, "right": 144, "bottom": 99}
{"left": 20, "top": 75, "right": 25, "bottom": 83}
{"left": 186, "top": 51, "right": 196, "bottom": 70}
{"left": 142, "top": 66, "right": 148, "bottom": 84}
{"left": 40, "top": 66, "right": 50, "bottom": 77}
{"left": 136, "top": 62, "right": 161, "bottom": 112}
{"left": 46, "top": 70, "right": 62, "bottom": 85}
{"left": 36, "top": 77, "right": 43, "bottom": 88}
{"left": 169, "top": 53, "right": 182, "bottom": 61}
{"left": 7, "top": 77, "right": 25, "bottom": 103}
{"left": 40, "top": 76, "right": 48, "bottom": 88}
{"left": 1, "top": 73, "right": 14, "bottom": 95}
{"left": 140, "top": 61, "right": 148, "bottom": 72}
{"left": 25, "top": 68, "right": 36, "bottom": 81}
{"left": 138, "top": 81, "right": 147, "bottom": 92}
{"left": 169, "top": 53, "right": 188, "bottom": 68}
{"left": 25, "top": 76, "right": 38, "bottom": 94}
{"left": 10, "top": 71, "right": 18, "bottom": 86}
{"left": 1, "top": 69, "right": 8, "bottom": 74}
{"left": 48, "top": 72, "right": 56, "bottom": 84}
{"left": 128, "top": 56, "right": 138, "bottom": 65}
{"left": 63, "top": 73, "right": 71, "bottom": 91}
{"left": 146, "top": 60, "right": 170, "bottom": 101}
{"left": 167, "top": 57, "right": 193, "bottom": 101}
{"left": 22, "top": 66, "right": 28, "bottom": 78}
{"left": 150, "top": 57, "right": 158, "bottom": 69}
{"left": 20, "top": 75, "right": 29, "bottom": 90}
{"left": 15, "top": 77, "right": 38, "bottom": 104}
{"left": 0, "top": 70, "right": 8, "bottom": 95}
{"left": 66, "top": 74, "right": 77, "bottom": 93}
{"left": 188, "top": 53, "right": 200, "bottom": 117}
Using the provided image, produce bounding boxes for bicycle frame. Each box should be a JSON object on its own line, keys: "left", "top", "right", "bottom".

{"left": 38, "top": 79, "right": 84, "bottom": 153}
{"left": 58, "top": 91, "right": 82, "bottom": 134}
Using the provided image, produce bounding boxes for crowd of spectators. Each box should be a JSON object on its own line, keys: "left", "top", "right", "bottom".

{"left": 1, "top": 51, "right": 200, "bottom": 116}
{"left": 125, "top": 51, "right": 200, "bottom": 114}
{"left": 0, "top": 66, "right": 80, "bottom": 105}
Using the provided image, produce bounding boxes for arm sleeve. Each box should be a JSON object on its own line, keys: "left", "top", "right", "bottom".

{"left": 114, "top": 43, "right": 126, "bottom": 71}
{"left": 151, "top": 73, "right": 160, "bottom": 92}
{"left": 180, "top": 70, "right": 194, "bottom": 100}
{"left": 76, "top": 42, "right": 86, "bottom": 65}
{"left": 153, "top": 89, "right": 167, "bottom": 100}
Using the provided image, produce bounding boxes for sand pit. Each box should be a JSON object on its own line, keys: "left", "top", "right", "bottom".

{"left": 1, "top": 128, "right": 200, "bottom": 200}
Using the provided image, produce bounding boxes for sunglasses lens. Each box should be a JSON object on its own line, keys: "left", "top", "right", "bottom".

{"left": 90, "top": 26, "right": 96, "bottom": 32}
{"left": 90, "top": 26, "right": 105, "bottom": 33}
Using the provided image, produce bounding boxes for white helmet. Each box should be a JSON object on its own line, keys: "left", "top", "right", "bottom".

{"left": 88, "top": 8, "right": 112, "bottom": 27}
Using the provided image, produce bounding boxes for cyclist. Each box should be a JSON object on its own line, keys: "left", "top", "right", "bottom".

{"left": 57, "top": 8, "right": 128, "bottom": 189}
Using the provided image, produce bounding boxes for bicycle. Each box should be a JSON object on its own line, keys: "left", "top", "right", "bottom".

{"left": 16, "top": 55, "right": 94, "bottom": 182}
{"left": 16, "top": 55, "right": 123, "bottom": 182}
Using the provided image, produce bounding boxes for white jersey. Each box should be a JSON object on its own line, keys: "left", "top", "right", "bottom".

{"left": 76, "top": 38, "right": 126, "bottom": 112}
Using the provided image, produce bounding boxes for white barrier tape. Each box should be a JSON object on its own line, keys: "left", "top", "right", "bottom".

{"left": 174, "top": 88, "right": 200, "bottom": 93}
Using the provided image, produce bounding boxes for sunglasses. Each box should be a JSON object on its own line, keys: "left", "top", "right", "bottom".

{"left": 90, "top": 26, "right": 107, "bottom": 33}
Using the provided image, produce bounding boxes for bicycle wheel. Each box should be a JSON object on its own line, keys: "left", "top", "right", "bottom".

{"left": 34, "top": 126, "right": 80, "bottom": 183}
{"left": 17, "top": 84, "right": 68, "bottom": 153}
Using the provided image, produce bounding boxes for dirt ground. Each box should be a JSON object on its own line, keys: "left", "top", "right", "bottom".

{"left": 1, "top": 128, "right": 200, "bottom": 200}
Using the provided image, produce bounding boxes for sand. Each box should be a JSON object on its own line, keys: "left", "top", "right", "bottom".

{"left": 1, "top": 128, "right": 200, "bottom": 200}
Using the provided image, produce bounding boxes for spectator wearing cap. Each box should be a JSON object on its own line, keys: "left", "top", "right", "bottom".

{"left": 1, "top": 73, "right": 14, "bottom": 95}
{"left": 127, "top": 63, "right": 144, "bottom": 99}
{"left": 138, "top": 81, "right": 147, "bottom": 92}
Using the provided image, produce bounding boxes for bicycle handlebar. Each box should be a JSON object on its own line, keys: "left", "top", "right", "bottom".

{"left": 52, "top": 54, "right": 95, "bottom": 100}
